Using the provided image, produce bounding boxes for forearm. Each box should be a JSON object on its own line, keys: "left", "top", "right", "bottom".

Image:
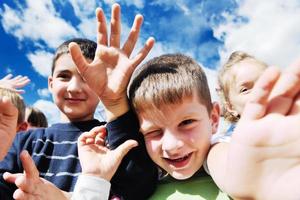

{"left": 72, "top": 175, "right": 110, "bottom": 200}
{"left": 102, "top": 96, "right": 129, "bottom": 122}
{"left": 106, "top": 110, "right": 158, "bottom": 199}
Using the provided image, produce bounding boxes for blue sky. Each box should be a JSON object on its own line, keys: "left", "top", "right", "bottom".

{"left": 1, "top": 0, "right": 300, "bottom": 124}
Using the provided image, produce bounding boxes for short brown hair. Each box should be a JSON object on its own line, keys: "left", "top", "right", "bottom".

{"left": 129, "top": 54, "right": 212, "bottom": 114}
{"left": 51, "top": 38, "right": 97, "bottom": 75}
{"left": 217, "top": 51, "right": 268, "bottom": 122}
{"left": 26, "top": 107, "right": 48, "bottom": 128}
{"left": 0, "top": 87, "right": 26, "bottom": 125}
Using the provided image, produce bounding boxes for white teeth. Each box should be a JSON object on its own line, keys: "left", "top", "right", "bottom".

{"left": 168, "top": 153, "right": 190, "bottom": 162}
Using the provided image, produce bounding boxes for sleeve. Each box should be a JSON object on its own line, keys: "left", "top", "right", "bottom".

{"left": 71, "top": 175, "right": 111, "bottom": 200}
{"left": 0, "top": 134, "right": 23, "bottom": 199}
{"left": 106, "top": 110, "right": 158, "bottom": 200}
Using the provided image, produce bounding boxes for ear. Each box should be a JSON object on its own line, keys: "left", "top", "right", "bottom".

{"left": 17, "top": 122, "right": 29, "bottom": 132}
{"left": 210, "top": 102, "right": 221, "bottom": 134}
{"left": 48, "top": 76, "right": 53, "bottom": 92}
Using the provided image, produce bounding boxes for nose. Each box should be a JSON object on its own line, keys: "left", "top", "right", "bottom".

{"left": 161, "top": 129, "right": 184, "bottom": 155}
{"left": 67, "top": 76, "right": 83, "bottom": 93}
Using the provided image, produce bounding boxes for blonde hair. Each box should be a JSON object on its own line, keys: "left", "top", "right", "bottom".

{"left": 129, "top": 54, "right": 212, "bottom": 114}
{"left": 217, "top": 51, "right": 267, "bottom": 123}
{"left": 0, "top": 87, "right": 26, "bottom": 125}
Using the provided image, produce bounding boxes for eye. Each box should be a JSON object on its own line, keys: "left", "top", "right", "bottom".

{"left": 179, "top": 119, "right": 196, "bottom": 128}
{"left": 239, "top": 87, "right": 250, "bottom": 94}
{"left": 56, "top": 72, "right": 71, "bottom": 81}
{"left": 144, "top": 129, "right": 162, "bottom": 139}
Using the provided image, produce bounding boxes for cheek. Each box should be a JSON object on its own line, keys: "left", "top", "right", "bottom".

{"left": 145, "top": 138, "right": 161, "bottom": 159}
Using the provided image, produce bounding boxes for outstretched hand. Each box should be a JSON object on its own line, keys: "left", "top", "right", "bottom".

{"left": 69, "top": 3, "right": 154, "bottom": 120}
{"left": 78, "top": 126, "right": 138, "bottom": 181}
{"left": 224, "top": 59, "right": 300, "bottom": 200}
{"left": 0, "top": 96, "right": 18, "bottom": 160}
{"left": 3, "top": 151, "right": 69, "bottom": 200}
{"left": 0, "top": 74, "right": 30, "bottom": 94}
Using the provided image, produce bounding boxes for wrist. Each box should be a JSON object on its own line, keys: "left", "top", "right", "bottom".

{"left": 102, "top": 96, "right": 129, "bottom": 122}
{"left": 81, "top": 172, "right": 111, "bottom": 181}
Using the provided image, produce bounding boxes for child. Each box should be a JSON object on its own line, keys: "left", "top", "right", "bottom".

{"left": 0, "top": 87, "right": 28, "bottom": 132}
{"left": 217, "top": 51, "right": 268, "bottom": 134}
{"left": 0, "top": 20, "right": 157, "bottom": 199}
{"left": 207, "top": 56, "right": 300, "bottom": 199}
{"left": 25, "top": 106, "right": 48, "bottom": 129}
{"left": 0, "top": 96, "right": 18, "bottom": 160}
{"left": 77, "top": 46, "right": 300, "bottom": 200}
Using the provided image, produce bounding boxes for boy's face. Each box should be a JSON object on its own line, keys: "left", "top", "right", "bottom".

{"left": 138, "top": 95, "right": 220, "bottom": 180}
{"left": 48, "top": 54, "right": 99, "bottom": 122}
{"left": 228, "top": 59, "right": 266, "bottom": 115}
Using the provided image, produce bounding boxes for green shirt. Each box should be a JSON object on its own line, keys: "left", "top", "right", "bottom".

{"left": 149, "top": 173, "right": 230, "bottom": 200}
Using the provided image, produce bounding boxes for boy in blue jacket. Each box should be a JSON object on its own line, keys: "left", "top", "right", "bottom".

{"left": 0, "top": 5, "right": 158, "bottom": 198}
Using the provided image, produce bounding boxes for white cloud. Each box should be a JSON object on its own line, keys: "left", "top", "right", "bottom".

{"left": 202, "top": 66, "right": 219, "bottom": 102}
{"left": 151, "top": 0, "right": 189, "bottom": 13}
{"left": 213, "top": 0, "right": 300, "bottom": 68}
{"left": 0, "top": 0, "right": 78, "bottom": 49}
{"left": 33, "top": 99, "right": 61, "bottom": 125}
{"left": 69, "top": 0, "right": 97, "bottom": 19}
{"left": 27, "top": 50, "right": 53, "bottom": 77}
{"left": 103, "top": 0, "right": 144, "bottom": 9}
{"left": 37, "top": 88, "right": 51, "bottom": 98}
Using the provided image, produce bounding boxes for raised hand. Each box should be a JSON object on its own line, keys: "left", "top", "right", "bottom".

{"left": 3, "top": 151, "right": 69, "bottom": 200}
{"left": 0, "top": 74, "right": 30, "bottom": 94}
{"left": 0, "top": 96, "right": 18, "bottom": 160}
{"left": 224, "top": 60, "right": 300, "bottom": 200}
{"left": 78, "top": 126, "right": 138, "bottom": 181}
{"left": 69, "top": 3, "right": 154, "bottom": 120}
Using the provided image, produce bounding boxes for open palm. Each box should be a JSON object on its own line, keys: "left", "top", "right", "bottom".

{"left": 69, "top": 4, "right": 154, "bottom": 107}
{"left": 225, "top": 61, "right": 300, "bottom": 200}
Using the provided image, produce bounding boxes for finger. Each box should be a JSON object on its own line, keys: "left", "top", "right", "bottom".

{"left": 20, "top": 150, "right": 39, "bottom": 179}
{"left": 96, "top": 8, "right": 108, "bottom": 46}
{"left": 241, "top": 67, "right": 280, "bottom": 120}
{"left": 131, "top": 37, "right": 155, "bottom": 68}
{"left": 69, "top": 42, "right": 89, "bottom": 77}
{"left": 288, "top": 93, "right": 300, "bottom": 115}
{"left": 110, "top": 3, "right": 121, "bottom": 47}
{"left": 13, "top": 189, "right": 34, "bottom": 200}
{"left": 122, "top": 14, "right": 143, "bottom": 57}
{"left": 1, "top": 74, "right": 13, "bottom": 80}
{"left": 3, "top": 172, "right": 22, "bottom": 183}
{"left": 113, "top": 139, "right": 138, "bottom": 162}
{"left": 95, "top": 134, "right": 106, "bottom": 146}
{"left": 11, "top": 75, "right": 22, "bottom": 81}
{"left": 78, "top": 126, "right": 107, "bottom": 144}
{"left": 267, "top": 59, "right": 300, "bottom": 114}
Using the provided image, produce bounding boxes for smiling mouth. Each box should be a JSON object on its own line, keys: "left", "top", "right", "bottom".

{"left": 164, "top": 153, "right": 192, "bottom": 168}
{"left": 65, "top": 98, "right": 85, "bottom": 102}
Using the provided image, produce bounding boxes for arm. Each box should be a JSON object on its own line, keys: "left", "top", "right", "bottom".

{"left": 208, "top": 60, "right": 300, "bottom": 200}
{"left": 0, "top": 74, "right": 30, "bottom": 94}
{"left": 69, "top": 3, "right": 158, "bottom": 199}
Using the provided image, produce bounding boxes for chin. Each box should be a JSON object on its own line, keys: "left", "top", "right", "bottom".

{"left": 170, "top": 170, "right": 195, "bottom": 180}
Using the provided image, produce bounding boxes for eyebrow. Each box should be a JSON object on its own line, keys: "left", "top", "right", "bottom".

{"left": 54, "top": 69, "right": 71, "bottom": 74}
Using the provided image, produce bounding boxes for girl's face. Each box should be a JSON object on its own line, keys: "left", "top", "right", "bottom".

{"left": 138, "top": 95, "right": 220, "bottom": 180}
{"left": 227, "top": 59, "right": 266, "bottom": 115}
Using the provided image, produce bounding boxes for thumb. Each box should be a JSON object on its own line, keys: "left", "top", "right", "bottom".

{"left": 113, "top": 140, "right": 138, "bottom": 162}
